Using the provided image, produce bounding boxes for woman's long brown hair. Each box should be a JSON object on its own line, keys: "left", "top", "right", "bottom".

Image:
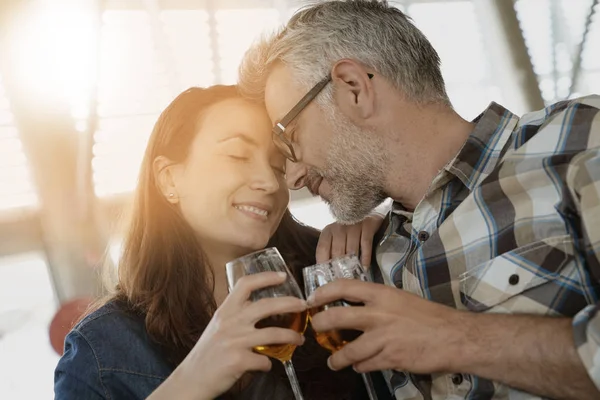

{"left": 94, "top": 86, "right": 361, "bottom": 399}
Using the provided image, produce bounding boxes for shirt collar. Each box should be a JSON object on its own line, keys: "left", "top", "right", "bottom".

{"left": 391, "top": 102, "right": 519, "bottom": 214}
{"left": 445, "top": 102, "right": 519, "bottom": 191}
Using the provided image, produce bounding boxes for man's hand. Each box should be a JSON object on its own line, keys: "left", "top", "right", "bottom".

{"left": 307, "top": 279, "right": 465, "bottom": 373}
{"left": 307, "top": 279, "right": 600, "bottom": 400}
{"left": 317, "top": 214, "right": 385, "bottom": 266}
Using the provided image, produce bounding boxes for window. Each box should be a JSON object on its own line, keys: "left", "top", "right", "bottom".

{"left": 0, "top": 76, "right": 38, "bottom": 212}
{"left": 0, "top": 253, "right": 58, "bottom": 399}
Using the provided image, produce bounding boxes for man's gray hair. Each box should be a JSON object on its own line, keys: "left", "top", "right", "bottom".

{"left": 239, "top": 0, "right": 450, "bottom": 107}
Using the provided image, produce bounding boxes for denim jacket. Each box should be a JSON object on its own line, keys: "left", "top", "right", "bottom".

{"left": 54, "top": 301, "right": 389, "bottom": 399}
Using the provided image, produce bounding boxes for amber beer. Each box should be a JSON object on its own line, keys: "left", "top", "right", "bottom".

{"left": 253, "top": 310, "right": 308, "bottom": 362}
{"left": 309, "top": 305, "right": 362, "bottom": 353}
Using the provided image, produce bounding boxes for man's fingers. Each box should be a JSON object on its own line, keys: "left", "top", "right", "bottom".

{"left": 327, "top": 332, "right": 385, "bottom": 371}
{"left": 331, "top": 226, "right": 347, "bottom": 259}
{"left": 359, "top": 230, "right": 373, "bottom": 268}
{"left": 352, "top": 352, "right": 392, "bottom": 373}
{"left": 307, "top": 279, "right": 382, "bottom": 307}
{"left": 310, "top": 304, "right": 375, "bottom": 332}
{"left": 345, "top": 225, "right": 362, "bottom": 260}
{"left": 316, "top": 228, "right": 333, "bottom": 263}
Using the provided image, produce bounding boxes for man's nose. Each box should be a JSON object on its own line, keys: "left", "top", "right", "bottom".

{"left": 285, "top": 160, "right": 308, "bottom": 190}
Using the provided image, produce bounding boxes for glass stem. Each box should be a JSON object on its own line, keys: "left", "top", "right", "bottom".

{"left": 282, "top": 360, "right": 304, "bottom": 400}
{"left": 362, "top": 372, "right": 378, "bottom": 400}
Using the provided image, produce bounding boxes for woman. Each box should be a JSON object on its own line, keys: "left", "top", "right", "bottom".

{"left": 54, "top": 85, "right": 381, "bottom": 399}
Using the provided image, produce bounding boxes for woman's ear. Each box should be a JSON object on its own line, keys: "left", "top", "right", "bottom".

{"left": 153, "top": 155, "right": 180, "bottom": 204}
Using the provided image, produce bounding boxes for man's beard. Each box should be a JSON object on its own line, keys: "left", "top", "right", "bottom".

{"left": 317, "top": 107, "right": 388, "bottom": 224}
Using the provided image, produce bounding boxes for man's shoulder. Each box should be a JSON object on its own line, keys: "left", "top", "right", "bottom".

{"left": 518, "top": 95, "right": 599, "bottom": 128}
{"left": 510, "top": 95, "right": 600, "bottom": 153}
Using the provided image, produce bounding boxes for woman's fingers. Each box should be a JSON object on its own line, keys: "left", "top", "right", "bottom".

{"left": 245, "top": 327, "right": 305, "bottom": 348}
{"left": 225, "top": 272, "right": 287, "bottom": 308}
{"left": 244, "top": 296, "right": 307, "bottom": 324}
{"left": 246, "top": 354, "right": 273, "bottom": 372}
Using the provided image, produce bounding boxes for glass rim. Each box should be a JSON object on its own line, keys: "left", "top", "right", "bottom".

{"left": 303, "top": 253, "right": 360, "bottom": 269}
{"left": 224, "top": 247, "right": 283, "bottom": 270}
{"left": 302, "top": 253, "right": 368, "bottom": 287}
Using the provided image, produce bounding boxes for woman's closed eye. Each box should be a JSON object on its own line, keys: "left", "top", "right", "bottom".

{"left": 228, "top": 154, "right": 250, "bottom": 161}
{"left": 225, "top": 147, "right": 251, "bottom": 161}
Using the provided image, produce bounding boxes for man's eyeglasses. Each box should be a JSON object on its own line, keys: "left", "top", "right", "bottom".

{"left": 272, "top": 73, "right": 373, "bottom": 162}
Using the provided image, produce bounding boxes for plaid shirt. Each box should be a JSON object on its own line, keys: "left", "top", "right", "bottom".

{"left": 374, "top": 95, "right": 600, "bottom": 399}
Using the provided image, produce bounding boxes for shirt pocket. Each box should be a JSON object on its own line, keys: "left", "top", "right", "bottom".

{"left": 459, "top": 235, "right": 574, "bottom": 312}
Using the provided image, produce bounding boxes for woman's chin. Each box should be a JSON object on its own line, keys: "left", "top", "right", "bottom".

{"left": 231, "top": 234, "right": 270, "bottom": 253}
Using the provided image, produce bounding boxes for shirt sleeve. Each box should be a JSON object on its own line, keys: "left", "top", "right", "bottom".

{"left": 54, "top": 329, "right": 108, "bottom": 400}
{"left": 370, "top": 198, "right": 393, "bottom": 218}
{"left": 568, "top": 145, "right": 600, "bottom": 391}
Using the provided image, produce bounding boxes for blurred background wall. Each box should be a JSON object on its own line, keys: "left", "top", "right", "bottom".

{"left": 0, "top": 0, "right": 598, "bottom": 397}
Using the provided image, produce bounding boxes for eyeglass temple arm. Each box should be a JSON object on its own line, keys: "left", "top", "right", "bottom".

{"left": 278, "top": 73, "right": 373, "bottom": 130}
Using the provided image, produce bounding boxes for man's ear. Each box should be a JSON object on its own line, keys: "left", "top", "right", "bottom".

{"left": 330, "top": 59, "right": 375, "bottom": 123}
{"left": 153, "top": 155, "right": 180, "bottom": 204}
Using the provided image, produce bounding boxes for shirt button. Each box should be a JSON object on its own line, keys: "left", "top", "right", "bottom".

{"left": 509, "top": 274, "right": 520, "bottom": 285}
{"left": 451, "top": 374, "right": 464, "bottom": 385}
{"left": 417, "top": 231, "right": 430, "bottom": 241}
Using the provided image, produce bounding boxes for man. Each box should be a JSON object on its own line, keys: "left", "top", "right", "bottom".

{"left": 239, "top": 1, "right": 600, "bottom": 399}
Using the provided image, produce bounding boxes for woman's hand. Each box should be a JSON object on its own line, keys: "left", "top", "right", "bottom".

{"left": 149, "top": 272, "right": 307, "bottom": 400}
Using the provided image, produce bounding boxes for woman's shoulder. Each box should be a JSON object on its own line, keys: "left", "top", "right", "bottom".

{"left": 74, "top": 300, "right": 142, "bottom": 338}
{"left": 66, "top": 300, "right": 172, "bottom": 379}
{"left": 54, "top": 302, "right": 172, "bottom": 400}
{"left": 55, "top": 300, "right": 172, "bottom": 399}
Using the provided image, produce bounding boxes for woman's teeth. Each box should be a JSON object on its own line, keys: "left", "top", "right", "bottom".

{"left": 234, "top": 205, "right": 268, "bottom": 217}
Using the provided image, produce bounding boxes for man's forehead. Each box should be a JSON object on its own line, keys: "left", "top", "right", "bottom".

{"left": 264, "top": 63, "right": 304, "bottom": 123}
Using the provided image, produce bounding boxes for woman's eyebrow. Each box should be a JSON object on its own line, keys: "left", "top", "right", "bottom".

{"left": 218, "top": 133, "right": 259, "bottom": 146}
